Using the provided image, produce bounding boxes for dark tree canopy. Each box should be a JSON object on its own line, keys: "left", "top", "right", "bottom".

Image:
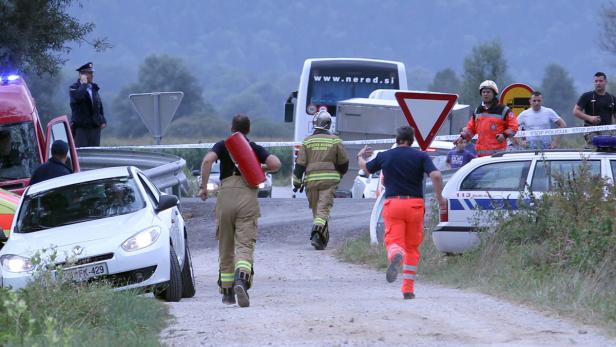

{"left": 0, "top": 0, "right": 108, "bottom": 74}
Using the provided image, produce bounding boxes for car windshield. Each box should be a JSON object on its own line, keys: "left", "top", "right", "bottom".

{"left": 16, "top": 177, "right": 146, "bottom": 233}
{"left": 0, "top": 122, "right": 40, "bottom": 180}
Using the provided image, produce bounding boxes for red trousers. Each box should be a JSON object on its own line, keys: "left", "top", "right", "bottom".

{"left": 383, "top": 197, "right": 424, "bottom": 294}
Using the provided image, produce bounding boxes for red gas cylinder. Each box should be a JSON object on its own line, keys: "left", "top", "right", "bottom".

{"left": 224, "top": 132, "right": 266, "bottom": 188}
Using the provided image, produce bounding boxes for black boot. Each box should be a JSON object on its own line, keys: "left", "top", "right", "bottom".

{"left": 386, "top": 253, "right": 403, "bottom": 283}
{"left": 234, "top": 270, "right": 251, "bottom": 308}
{"left": 310, "top": 225, "right": 326, "bottom": 250}
{"left": 221, "top": 287, "right": 235, "bottom": 305}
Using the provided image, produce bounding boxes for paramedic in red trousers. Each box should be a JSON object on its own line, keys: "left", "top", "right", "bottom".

{"left": 357, "top": 126, "right": 446, "bottom": 300}
{"left": 457, "top": 80, "right": 518, "bottom": 157}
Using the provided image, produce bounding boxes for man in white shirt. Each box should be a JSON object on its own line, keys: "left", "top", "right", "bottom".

{"left": 517, "top": 91, "right": 567, "bottom": 149}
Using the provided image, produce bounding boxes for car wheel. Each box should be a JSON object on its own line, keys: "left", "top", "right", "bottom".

{"left": 154, "top": 246, "right": 183, "bottom": 302}
{"left": 181, "top": 240, "right": 196, "bottom": 298}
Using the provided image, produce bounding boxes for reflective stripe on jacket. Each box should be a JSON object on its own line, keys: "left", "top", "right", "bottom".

{"left": 465, "top": 103, "right": 518, "bottom": 157}
{"left": 296, "top": 132, "right": 349, "bottom": 189}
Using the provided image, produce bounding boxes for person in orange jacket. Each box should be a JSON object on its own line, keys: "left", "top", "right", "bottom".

{"left": 457, "top": 80, "right": 518, "bottom": 157}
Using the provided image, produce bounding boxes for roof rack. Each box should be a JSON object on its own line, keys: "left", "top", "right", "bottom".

{"left": 491, "top": 149, "right": 598, "bottom": 158}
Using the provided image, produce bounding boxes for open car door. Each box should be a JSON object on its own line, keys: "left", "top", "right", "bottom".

{"left": 44, "top": 116, "right": 80, "bottom": 173}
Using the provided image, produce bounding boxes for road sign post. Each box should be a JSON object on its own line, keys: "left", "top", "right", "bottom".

{"left": 394, "top": 91, "right": 458, "bottom": 150}
{"left": 129, "top": 92, "right": 184, "bottom": 145}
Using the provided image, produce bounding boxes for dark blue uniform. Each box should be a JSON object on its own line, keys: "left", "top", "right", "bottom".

{"left": 69, "top": 80, "right": 106, "bottom": 147}
{"left": 29, "top": 158, "right": 72, "bottom": 185}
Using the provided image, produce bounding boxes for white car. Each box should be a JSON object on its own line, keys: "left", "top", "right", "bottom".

{"left": 197, "top": 161, "right": 273, "bottom": 198}
{"left": 433, "top": 149, "right": 616, "bottom": 254}
{"left": 0, "top": 166, "right": 195, "bottom": 302}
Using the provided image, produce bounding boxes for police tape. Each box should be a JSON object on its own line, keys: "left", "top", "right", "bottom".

{"left": 93, "top": 124, "right": 616, "bottom": 150}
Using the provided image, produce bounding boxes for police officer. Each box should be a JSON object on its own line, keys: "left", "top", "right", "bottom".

{"left": 358, "top": 126, "right": 446, "bottom": 300}
{"left": 293, "top": 110, "right": 349, "bottom": 250}
{"left": 29, "top": 140, "right": 72, "bottom": 185}
{"left": 69, "top": 62, "right": 107, "bottom": 147}
{"left": 200, "top": 114, "right": 281, "bottom": 308}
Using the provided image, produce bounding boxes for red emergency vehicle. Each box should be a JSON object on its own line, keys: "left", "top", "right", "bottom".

{"left": 0, "top": 74, "right": 78, "bottom": 195}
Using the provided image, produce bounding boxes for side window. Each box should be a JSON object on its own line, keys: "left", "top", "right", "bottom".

{"left": 532, "top": 160, "right": 601, "bottom": 192}
{"left": 137, "top": 173, "right": 159, "bottom": 205}
{"left": 460, "top": 161, "right": 531, "bottom": 191}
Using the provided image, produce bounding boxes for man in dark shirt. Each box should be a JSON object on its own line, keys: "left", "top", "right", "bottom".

{"left": 199, "top": 114, "right": 281, "bottom": 308}
{"left": 358, "top": 126, "right": 446, "bottom": 300}
{"left": 29, "top": 140, "right": 72, "bottom": 185}
{"left": 574, "top": 71, "right": 616, "bottom": 146}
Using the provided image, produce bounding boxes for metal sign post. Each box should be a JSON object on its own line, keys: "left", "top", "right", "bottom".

{"left": 129, "top": 92, "right": 184, "bottom": 145}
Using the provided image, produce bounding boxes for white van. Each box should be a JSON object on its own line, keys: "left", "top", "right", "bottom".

{"left": 433, "top": 150, "right": 616, "bottom": 254}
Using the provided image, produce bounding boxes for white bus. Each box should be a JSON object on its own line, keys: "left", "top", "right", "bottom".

{"left": 284, "top": 58, "right": 408, "bottom": 141}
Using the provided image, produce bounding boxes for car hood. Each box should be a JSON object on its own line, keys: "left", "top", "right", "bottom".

{"left": 2, "top": 208, "right": 154, "bottom": 259}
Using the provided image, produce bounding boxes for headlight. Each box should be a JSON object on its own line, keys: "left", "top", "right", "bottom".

{"left": 206, "top": 183, "right": 218, "bottom": 191}
{"left": 258, "top": 182, "right": 265, "bottom": 189}
{"left": 1, "top": 254, "right": 33, "bottom": 273}
{"left": 121, "top": 227, "right": 161, "bottom": 252}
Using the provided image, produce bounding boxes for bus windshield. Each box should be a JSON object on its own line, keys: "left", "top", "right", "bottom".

{"left": 306, "top": 60, "right": 400, "bottom": 116}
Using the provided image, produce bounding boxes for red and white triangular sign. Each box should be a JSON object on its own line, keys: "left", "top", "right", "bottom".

{"left": 394, "top": 91, "right": 458, "bottom": 151}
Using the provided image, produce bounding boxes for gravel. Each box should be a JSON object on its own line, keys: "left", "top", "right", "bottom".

{"left": 161, "top": 197, "right": 616, "bottom": 347}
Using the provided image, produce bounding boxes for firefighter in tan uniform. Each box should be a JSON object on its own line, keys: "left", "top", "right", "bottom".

{"left": 293, "top": 110, "right": 349, "bottom": 250}
{"left": 200, "top": 114, "right": 281, "bottom": 307}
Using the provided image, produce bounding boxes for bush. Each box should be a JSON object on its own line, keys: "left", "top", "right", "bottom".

{"left": 0, "top": 252, "right": 169, "bottom": 346}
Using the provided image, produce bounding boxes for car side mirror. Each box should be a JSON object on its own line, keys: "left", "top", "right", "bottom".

{"left": 0, "top": 231, "right": 7, "bottom": 243}
{"left": 156, "top": 194, "right": 179, "bottom": 213}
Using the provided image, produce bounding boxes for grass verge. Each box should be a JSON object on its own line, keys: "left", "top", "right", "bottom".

{"left": 0, "top": 276, "right": 170, "bottom": 346}
{"left": 337, "top": 167, "right": 616, "bottom": 334}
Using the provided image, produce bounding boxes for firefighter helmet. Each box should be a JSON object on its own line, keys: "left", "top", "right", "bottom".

{"left": 479, "top": 80, "right": 499, "bottom": 95}
{"left": 312, "top": 110, "right": 332, "bottom": 130}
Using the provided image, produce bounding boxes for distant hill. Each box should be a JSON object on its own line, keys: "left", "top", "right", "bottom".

{"left": 60, "top": 0, "right": 611, "bottom": 125}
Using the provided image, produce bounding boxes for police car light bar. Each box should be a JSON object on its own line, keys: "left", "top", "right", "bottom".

{"left": 0, "top": 74, "right": 20, "bottom": 84}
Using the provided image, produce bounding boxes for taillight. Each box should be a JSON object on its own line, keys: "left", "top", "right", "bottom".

{"left": 439, "top": 199, "right": 448, "bottom": 222}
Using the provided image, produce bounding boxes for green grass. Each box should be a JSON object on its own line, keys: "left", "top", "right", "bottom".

{"left": 0, "top": 275, "right": 170, "bottom": 346}
{"left": 337, "top": 169, "right": 616, "bottom": 334}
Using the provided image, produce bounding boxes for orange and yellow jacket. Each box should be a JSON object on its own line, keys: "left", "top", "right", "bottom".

{"left": 463, "top": 102, "right": 518, "bottom": 157}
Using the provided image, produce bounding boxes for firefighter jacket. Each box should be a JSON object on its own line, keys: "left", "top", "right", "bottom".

{"left": 463, "top": 103, "right": 518, "bottom": 157}
{"left": 293, "top": 131, "right": 349, "bottom": 190}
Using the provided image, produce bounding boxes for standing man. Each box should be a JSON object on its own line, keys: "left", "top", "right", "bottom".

{"left": 517, "top": 91, "right": 567, "bottom": 149}
{"left": 200, "top": 114, "right": 281, "bottom": 308}
{"left": 29, "top": 140, "right": 72, "bottom": 185}
{"left": 358, "top": 126, "right": 446, "bottom": 300}
{"left": 292, "top": 110, "right": 349, "bottom": 250}
{"left": 457, "top": 80, "right": 518, "bottom": 157}
{"left": 573, "top": 72, "right": 616, "bottom": 146}
{"left": 69, "top": 62, "right": 107, "bottom": 147}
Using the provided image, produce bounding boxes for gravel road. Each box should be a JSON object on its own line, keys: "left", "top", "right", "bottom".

{"left": 161, "top": 197, "right": 615, "bottom": 347}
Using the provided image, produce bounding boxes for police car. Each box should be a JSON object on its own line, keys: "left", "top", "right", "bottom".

{"left": 433, "top": 148, "right": 616, "bottom": 254}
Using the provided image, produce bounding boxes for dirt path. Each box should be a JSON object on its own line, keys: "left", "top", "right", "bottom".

{"left": 161, "top": 198, "right": 615, "bottom": 347}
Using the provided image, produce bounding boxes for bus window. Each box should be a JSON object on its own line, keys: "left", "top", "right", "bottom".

{"left": 306, "top": 61, "right": 400, "bottom": 117}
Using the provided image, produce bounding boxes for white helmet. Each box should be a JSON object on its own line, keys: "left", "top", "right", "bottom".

{"left": 479, "top": 80, "right": 499, "bottom": 95}
{"left": 312, "top": 110, "right": 332, "bottom": 130}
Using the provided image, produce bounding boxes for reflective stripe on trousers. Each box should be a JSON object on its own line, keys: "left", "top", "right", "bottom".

{"left": 383, "top": 198, "right": 424, "bottom": 294}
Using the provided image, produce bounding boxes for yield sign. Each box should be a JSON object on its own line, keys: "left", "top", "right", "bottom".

{"left": 129, "top": 92, "right": 184, "bottom": 143}
{"left": 394, "top": 91, "right": 458, "bottom": 151}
